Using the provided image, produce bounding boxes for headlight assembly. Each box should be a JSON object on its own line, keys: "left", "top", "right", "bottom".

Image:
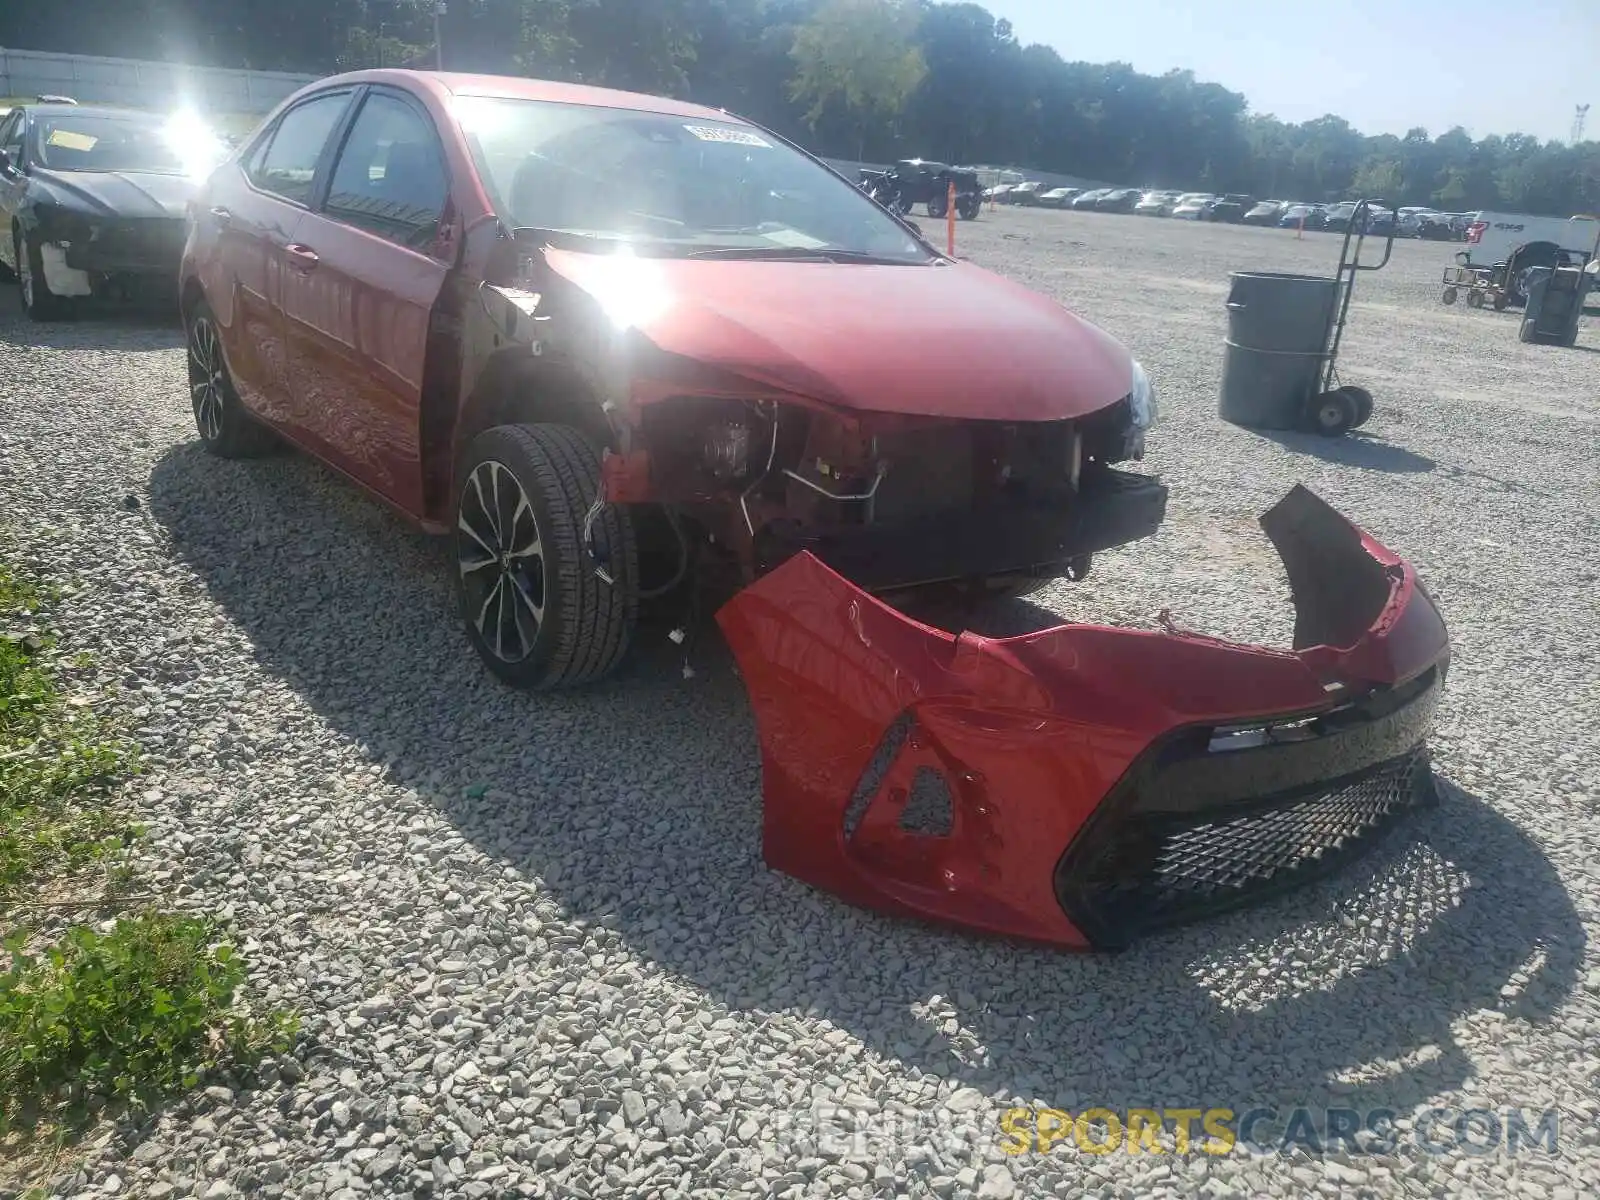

{"left": 1128, "top": 358, "right": 1159, "bottom": 432}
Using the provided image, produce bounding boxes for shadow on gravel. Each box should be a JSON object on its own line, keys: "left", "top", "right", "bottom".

{"left": 1259, "top": 428, "right": 1438, "bottom": 474}
{"left": 0, "top": 294, "right": 180, "bottom": 350}
{"left": 147, "top": 442, "right": 1583, "bottom": 1127}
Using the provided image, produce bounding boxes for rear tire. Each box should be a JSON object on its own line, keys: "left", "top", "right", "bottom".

{"left": 1339, "top": 385, "right": 1374, "bottom": 427}
{"left": 1467, "top": 290, "right": 1484, "bottom": 309}
{"left": 454, "top": 424, "right": 637, "bottom": 690}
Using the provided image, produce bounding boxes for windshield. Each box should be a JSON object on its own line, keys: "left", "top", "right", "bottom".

{"left": 29, "top": 110, "right": 225, "bottom": 177}
{"left": 453, "top": 96, "right": 932, "bottom": 263}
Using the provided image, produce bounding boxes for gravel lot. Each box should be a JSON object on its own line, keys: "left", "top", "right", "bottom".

{"left": 1, "top": 208, "right": 1598, "bottom": 1199}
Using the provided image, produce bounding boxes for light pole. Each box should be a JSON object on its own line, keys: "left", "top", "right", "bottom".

{"left": 434, "top": 2, "right": 446, "bottom": 71}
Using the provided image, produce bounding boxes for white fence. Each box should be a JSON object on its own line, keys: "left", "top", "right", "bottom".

{"left": 0, "top": 47, "right": 316, "bottom": 114}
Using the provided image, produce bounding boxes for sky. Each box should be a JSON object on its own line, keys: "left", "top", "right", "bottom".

{"left": 980, "top": 0, "right": 1599, "bottom": 142}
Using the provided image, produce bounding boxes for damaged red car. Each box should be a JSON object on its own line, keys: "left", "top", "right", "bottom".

{"left": 180, "top": 71, "right": 1449, "bottom": 948}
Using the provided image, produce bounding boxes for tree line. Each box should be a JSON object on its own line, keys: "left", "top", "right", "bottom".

{"left": 5, "top": 0, "right": 1597, "bottom": 217}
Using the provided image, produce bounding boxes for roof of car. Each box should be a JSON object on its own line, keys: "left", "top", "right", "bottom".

{"left": 318, "top": 69, "right": 742, "bottom": 124}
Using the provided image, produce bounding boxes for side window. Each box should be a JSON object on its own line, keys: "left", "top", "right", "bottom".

{"left": 0, "top": 114, "right": 23, "bottom": 164}
{"left": 323, "top": 92, "right": 448, "bottom": 252}
{"left": 247, "top": 93, "right": 351, "bottom": 205}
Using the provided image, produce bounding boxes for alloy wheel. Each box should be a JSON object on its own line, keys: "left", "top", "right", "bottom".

{"left": 457, "top": 460, "right": 546, "bottom": 663}
{"left": 188, "top": 316, "right": 226, "bottom": 441}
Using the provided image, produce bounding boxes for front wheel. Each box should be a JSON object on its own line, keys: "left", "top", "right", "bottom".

{"left": 454, "top": 424, "right": 638, "bottom": 690}
{"left": 926, "top": 197, "right": 949, "bottom": 220}
{"left": 1309, "top": 390, "right": 1358, "bottom": 437}
{"left": 956, "top": 198, "right": 980, "bottom": 220}
{"left": 1442, "top": 287, "right": 1457, "bottom": 305}
{"left": 15, "top": 229, "right": 68, "bottom": 321}
{"left": 186, "top": 301, "right": 277, "bottom": 457}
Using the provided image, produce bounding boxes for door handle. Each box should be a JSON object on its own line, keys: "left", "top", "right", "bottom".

{"left": 284, "top": 243, "right": 319, "bottom": 271}
{"left": 209, "top": 205, "right": 233, "bottom": 226}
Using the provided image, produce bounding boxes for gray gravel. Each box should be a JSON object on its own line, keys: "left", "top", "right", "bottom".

{"left": 1, "top": 208, "right": 1598, "bottom": 1199}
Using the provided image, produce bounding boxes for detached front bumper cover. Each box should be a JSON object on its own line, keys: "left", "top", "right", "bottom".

{"left": 716, "top": 485, "right": 1450, "bottom": 950}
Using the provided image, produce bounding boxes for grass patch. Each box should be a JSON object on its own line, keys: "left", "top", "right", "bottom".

{"left": 0, "top": 555, "right": 297, "bottom": 1148}
{"left": 0, "top": 916, "right": 297, "bottom": 1132}
{"left": 0, "top": 567, "right": 138, "bottom": 910}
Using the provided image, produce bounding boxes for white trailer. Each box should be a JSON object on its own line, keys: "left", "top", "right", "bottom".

{"left": 1460, "top": 212, "right": 1600, "bottom": 269}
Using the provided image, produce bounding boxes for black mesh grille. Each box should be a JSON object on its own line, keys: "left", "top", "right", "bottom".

{"left": 1059, "top": 750, "right": 1437, "bottom": 948}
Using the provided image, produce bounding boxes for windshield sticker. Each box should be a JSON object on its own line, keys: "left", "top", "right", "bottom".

{"left": 684, "top": 125, "right": 771, "bottom": 149}
{"left": 46, "top": 129, "right": 98, "bottom": 152}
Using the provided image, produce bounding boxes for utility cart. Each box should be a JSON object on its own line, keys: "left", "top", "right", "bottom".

{"left": 1220, "top": 198, "right": 1397, "bottom": 436}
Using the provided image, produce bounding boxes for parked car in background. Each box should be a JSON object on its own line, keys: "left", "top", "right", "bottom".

{"left": 984, "top": 183, "right": 1015, "bottom": 204}
{"left": 0, "top": 101, "right": 229, "bottom": 319}
{"left": 1071, "top": 188, "right": 1110, "bottom": 210}
{"left": 1008, "top": 181, "right": 1046, "bottom": 206}
{"left": 1170, "top": 193, "right": 1215, "bottom": 220}
{"left": 863, "top": 159, "right": 983, "bottom": 220}
{"left": 1037, "top": 186, "right": 1080, "bottom": 208}
{"left": 1133, "top": 190, "right": 1182, "bottom": 216}
{"left": 1207, "top": 194, "right": 1256, "bottom": 223}
{"left": 1278, "top": 203, "right": 1326, "bottom": 230}
{"left": 1242, "top": 200, "right": 1285, "bottom": 226}
{"left": 1095, "top": 188, "right": 1141, "bottom": 213}
{"left": 1397, "top": 207, "right": 1439, "bottom": 237}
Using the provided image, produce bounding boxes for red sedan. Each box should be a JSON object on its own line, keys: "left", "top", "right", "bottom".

{"left": 180, "top": 71, "right": 1448, "bottom": 948}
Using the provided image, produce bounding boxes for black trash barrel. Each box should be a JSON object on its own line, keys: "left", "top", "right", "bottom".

{"left": 1219, "top": 272, "right": 1342, "bottom": 429}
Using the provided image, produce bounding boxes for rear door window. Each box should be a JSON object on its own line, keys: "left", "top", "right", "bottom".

{"left": 247, "top": 92, "right": 352, "bottom": 206}
{"left": 322, "top": 91, "right": 448, "bottom": 252}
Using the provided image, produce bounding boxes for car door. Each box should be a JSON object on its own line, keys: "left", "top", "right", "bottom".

{"left": 0, "top": 111, "right": 27, "bottom": 274}
{"left": 199, "top": 89, "right": 355, "bottom": 427}
{"left": 278, "top": 86, "right": 453, "bottom": 516}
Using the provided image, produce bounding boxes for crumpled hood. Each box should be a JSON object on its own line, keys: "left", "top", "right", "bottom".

{"left": 30, "top": 169, "right": 194, "bottom": 219}
{"left": 543, "top": 248, "right": 1134, "bottom": 421}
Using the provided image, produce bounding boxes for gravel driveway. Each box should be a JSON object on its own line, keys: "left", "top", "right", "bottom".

{"left": 1, "top": 209, "right": 1597, "bottom": 1199}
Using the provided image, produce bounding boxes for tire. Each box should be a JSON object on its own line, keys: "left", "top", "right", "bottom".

{"left": 1492, "top": 292, "right": 1510, "bottom": 312}
{"left": 454, "top": 424, "right": 637, "bottom": 690}
{"left": 186, "top": 300, "right": 277, "bottom": 458}
{"left": 1309, "top": 390, "right": 1357, "bottom": 437}
{"left": 1442, "top": 288, "right": 1457, "bottom": 305}
{"left": 926, "top": 196, "right": 949, "bottom": 220}
{"left": 1339, "top": 385, "right": 1374, "bottom": 427}
{"left": 985, "top": 554, "right": 1092, "bottom": 600}
{"left": 957, "top": 198, "right": 980, "bottom": 221}
{"left": 1467, "top": 290, "right": 1484, "bottom": 309}
{"left": 15, "top": 228, "right": 69, "bottom": 321}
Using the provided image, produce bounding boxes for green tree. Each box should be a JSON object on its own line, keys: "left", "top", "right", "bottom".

{"left": 1351, "top": 158, "right": 1403, "bottom": 201}
{"left": 789, "top": 0, "right": 927, "bottom": 159}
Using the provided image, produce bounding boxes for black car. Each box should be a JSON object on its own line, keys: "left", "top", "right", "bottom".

{"left": 1094, "top": 188, "right": 1141, "bottom": 213}
{"left": 1207, "top": 194, "right": 1256, "bottom": 223}
{"left": 1241, "top": 200, "right": 1285, "bottom": 226}
{"left": 0, "top": 103, "right": 225, "bottom": 319}
{"left": 863, "top": 159, "right": 983, "bottom": 220}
